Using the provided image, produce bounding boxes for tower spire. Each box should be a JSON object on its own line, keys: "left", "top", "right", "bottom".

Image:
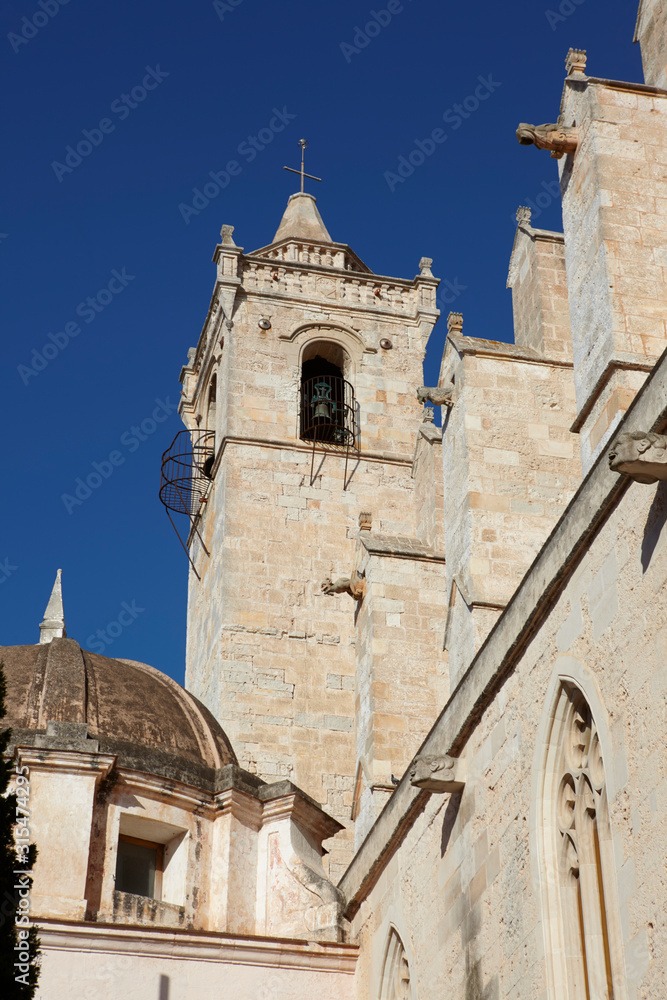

{"left": 39, "top": 568, "right": 66, "bottom": 644}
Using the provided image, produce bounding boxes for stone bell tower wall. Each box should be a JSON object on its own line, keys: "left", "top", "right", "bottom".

{"left": 179, "top": 224, "right": 446, "bottom": 877}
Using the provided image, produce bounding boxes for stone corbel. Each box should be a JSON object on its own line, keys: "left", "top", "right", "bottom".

{"left": 516, "top": 122, "right": 579, "bottom": 159}
{"left": 409, "top": 754, "right": 466, "bottom": 793}
{"left": 608, "top": 431, "right": 667, "bottom": 484}
{"left": 417, "top": 383, "right": 454, "bottom": 408}
{"left": 321, "top": 569, "right": 366, "bottom": 601}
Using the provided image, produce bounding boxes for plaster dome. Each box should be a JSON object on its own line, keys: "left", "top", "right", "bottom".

{"left": 0, "top": 638, "right": 237, "bottom": 786}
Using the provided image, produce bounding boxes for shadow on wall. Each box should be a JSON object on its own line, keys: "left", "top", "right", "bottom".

{"left": 641, "top": 481, "right": 667, "bottom": 572}
{"left": 159, "top": 973, "right": 170, "bottom": 999}
{"left": 440, "top": 790, "right": 462, "bottom": 858}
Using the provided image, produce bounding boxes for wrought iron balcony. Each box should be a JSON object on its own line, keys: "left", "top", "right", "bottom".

{"left": 159, "top": 429, "right": 214, "bottom": 575}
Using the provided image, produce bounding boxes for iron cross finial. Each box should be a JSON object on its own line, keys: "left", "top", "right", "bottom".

{"left": 283, "top": 139, "right": 323, "bottom": 193}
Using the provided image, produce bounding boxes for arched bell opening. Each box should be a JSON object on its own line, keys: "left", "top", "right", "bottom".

{"left": 203, "top": 374, "right": 217, "bottom": 478}
{"left": 299, "top": 341, "right": 355, "bottom": 447}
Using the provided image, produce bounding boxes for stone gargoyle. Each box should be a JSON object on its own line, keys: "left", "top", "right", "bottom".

{"left": 321, "top": 570, "right": 366, "bottom": 601}
{"left": 409, "top": 754, "right": 466, "bottom": 793}
{"left": 608, "top": 431, "right": 667, "bottom": 484}
{"left": 417, "top": 384, "right": 454, "bottom": 408}
{"left": 516, "top": 122, "right": 579, "bottom": 159}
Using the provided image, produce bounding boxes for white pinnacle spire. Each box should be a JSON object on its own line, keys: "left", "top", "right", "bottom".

{"left": 39, "top": 569, "right": 67, "bottom": 644}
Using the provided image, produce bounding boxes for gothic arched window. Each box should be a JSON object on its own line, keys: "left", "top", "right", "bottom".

{"left": 379, "top": 927, "right": 412, "bottom": 1000}
{"left": 540, "top": 681, "right": 625, "bottom": 999}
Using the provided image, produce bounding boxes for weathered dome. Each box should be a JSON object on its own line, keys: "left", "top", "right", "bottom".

{"left": 0, "top": 638, "right": 237, "bottom": 786}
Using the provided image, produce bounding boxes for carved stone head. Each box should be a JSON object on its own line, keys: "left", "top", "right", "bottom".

{"left": 409, "top": 755, "right": 453, "bottom": 787}
{"left": 608, "top": 431, "right": 667, "bottom": 484}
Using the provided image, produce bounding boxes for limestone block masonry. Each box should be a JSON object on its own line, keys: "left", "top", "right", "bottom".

{"left": 636, "top": 0, "right": 667, "bottom": 89}
{"left": 179, "top": 195, "right": 446, "bottom": 877}
{"left": 557, "top": 59, "right": 667, "bottom": 470}
{"left": 438, "top": 327, "right": 581, "bottom": 688}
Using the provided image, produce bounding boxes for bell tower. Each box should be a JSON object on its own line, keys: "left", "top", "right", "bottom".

{"left": 173, "top": 183, "right": 445, "bottom": 874}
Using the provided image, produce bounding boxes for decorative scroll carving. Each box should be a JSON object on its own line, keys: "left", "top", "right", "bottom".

{"left": 321, "top": 569, "right": 366, "bottom": 601}
{"left": 409, "top": 754, "right": 466, "bottom": 793}
{"left": 516, "top": 122, "right": 579, "bottom": 159}
{"left": 417, "top": 383, "right": 454, "bottom": 408}
{"left": 608, "top": 431, "right": 667, "bottom": 483}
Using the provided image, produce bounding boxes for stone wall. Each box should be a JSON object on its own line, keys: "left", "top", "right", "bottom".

{"left": 37, "top": 923, "right": 357, "bottom": 1000}
{"left": 439, "top": 336, "right": 580, "bottom": 687}
{"left": 559, "top": 75, "right": 667, "bottom": 469}
{"left": 507, "top": 220, "right": 572, "bottom": 362}
{"left": 353, "top": 537, "right": 447, "bottom": 845}
{"left": 636, "top": 0, "right": 667, "bottom": 89}
{"left": 181, "top": 225, "right": 445, "bottom": 876}
{"left": 346, "top": 421, "right": 667, "bottom": 1000}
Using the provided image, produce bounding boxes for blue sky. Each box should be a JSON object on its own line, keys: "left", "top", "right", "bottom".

{"left": 1, "top": 0, "right": 643, "bottom": 683}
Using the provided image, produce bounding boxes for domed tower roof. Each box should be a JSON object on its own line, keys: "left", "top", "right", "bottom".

{"left": 1, "top": 638, "right": 237, "bottom": 787}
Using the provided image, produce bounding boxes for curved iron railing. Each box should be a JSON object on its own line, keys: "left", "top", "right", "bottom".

{"left": 159, "top": 430, "right": 214, "bottom": 516}
{"left": 159, "top": 430, "right": 214, "bottom": 576}
{"left": 299, "top": 375, "right": 356, "bottom": 448}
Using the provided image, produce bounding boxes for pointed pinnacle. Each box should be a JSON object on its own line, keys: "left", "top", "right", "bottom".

{"left": 39, "top": 568, "right": 67, "bottom": 644}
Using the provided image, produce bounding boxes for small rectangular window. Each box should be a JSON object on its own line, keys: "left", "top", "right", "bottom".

{"left": 115, "top": 835, "right": 163, "bottom": 900}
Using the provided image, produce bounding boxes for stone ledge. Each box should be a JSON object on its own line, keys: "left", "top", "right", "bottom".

{"left": 360, "top": 533, "right": 446, "bottom": 563}
{"left": 570, "top": 356, "right": 654, "bottom": 433}
{"left": 339, "top": 341, "right": 667, "bottom": 919}
{"left": 35, "top": 919, "right": 359, "bottom": 971}
{"left": 446, "top": 331, "right": 573, "bottom": 368}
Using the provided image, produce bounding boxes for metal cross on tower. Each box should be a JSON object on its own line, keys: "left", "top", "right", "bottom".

{"left": 283, "top": 139, "right": 322, "bottom": 193}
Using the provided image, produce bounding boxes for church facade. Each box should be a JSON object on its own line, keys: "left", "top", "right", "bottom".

{"left": 3, "top": 2, "right": 667, "bottom": 997}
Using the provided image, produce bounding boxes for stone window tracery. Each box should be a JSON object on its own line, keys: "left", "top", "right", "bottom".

{"left": 542, "top": 681, "right": 625, "bottom": 1000}
{"left": 379, "top": 927, "right": 412, "bottom": 1000}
